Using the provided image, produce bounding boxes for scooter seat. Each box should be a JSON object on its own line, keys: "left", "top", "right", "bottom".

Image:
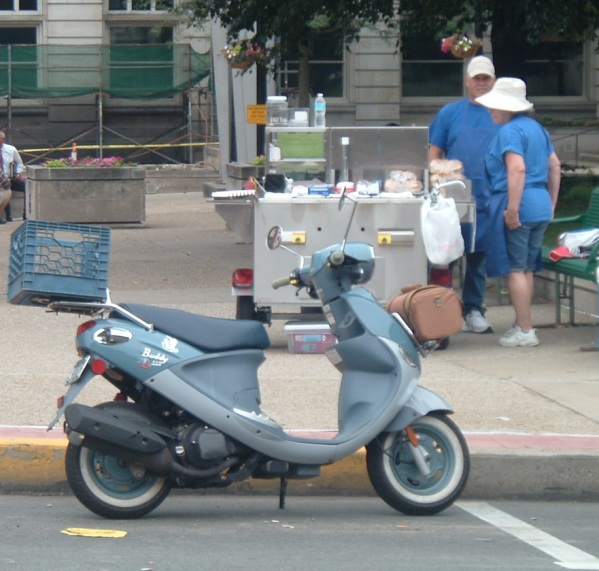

{"left": 118, "top": 303, "right": 271, "bottom": 352}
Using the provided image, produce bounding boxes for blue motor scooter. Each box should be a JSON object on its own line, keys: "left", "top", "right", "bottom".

{"left": 47, "top": 193, "right": 470, "bottom": 519}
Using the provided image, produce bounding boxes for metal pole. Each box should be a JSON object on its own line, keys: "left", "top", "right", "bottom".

{"left": 187, "top": 90, "right": 193, "bottom": 164}
{"left": 97, "top": 45, "right": 103, "bottom": 158}
{"left": 187, "top": 45, "right": 193, "bottom": 164}
{"left": 7, "top": 45, "right": 12, "bottom": 140}
{"left": 6, "top": 95, "right": 12, "bottom": 142}
{"left": 97, "top": 93, "right": 104, "bottom": 159}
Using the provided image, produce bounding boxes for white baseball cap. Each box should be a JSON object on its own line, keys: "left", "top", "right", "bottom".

{"left": 467, "top": 56, "right": 495, "bottom": 78}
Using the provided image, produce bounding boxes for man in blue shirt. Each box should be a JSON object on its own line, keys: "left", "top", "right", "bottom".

{"left": 429, "top": 56, "right": 500, "bottom": 334}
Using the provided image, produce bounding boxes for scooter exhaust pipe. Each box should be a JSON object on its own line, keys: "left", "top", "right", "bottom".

{"left": 134, "top": 448, "right": 240, "bottom": 479}
{"left": 65, "top": 403, "right": 168, "bottom": 455}
{"left": 65, "top": 403, "right": 241, "bottom": 480}
{"left": 71, "top": 432, "right": 241, "bottom": 479}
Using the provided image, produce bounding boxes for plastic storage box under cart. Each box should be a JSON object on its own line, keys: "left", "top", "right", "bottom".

{"left": 284, "top": 322, "right": 337, "bottom": 354}
{"left": 7, "top": 220, "right": 111, "bottom": 306}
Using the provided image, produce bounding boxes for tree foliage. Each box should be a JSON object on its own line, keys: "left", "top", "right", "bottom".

{"left": 178, "top": 0, "right": 396, "bottom": 104}
{"left": 398, "top": 0, "right": 599, "bottom": 77}
{"left": 178, "top": 0, "right": 599, "bottom": 99}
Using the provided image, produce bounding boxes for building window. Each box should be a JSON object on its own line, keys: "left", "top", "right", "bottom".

{"left": 110, "top": 26, "right": 173, "bottom": 45}
{"left": 401, "top": 30, "right": 463, "bottom": 98}
{"left": 279, "top": 29, "right": 345, "bottom": 98}
{"left": 108, "top": 0, "right": 173, "bottom": 12}
{"left": 0, "top": 27, "right": 36, "bottom": 44}
{"left": 0, "top": 0, "right": 37, "bottom": 11}
{"left": 525, "top": 40, "right": 583, "bottom": 97}
{"left": 109, "top": 26, "right": 174, "bottom": 94}
{"left": 0, "top": 27, "right": 37, "bottom": 92}
{"left": 401, "top": 30, "right": 585, "bottom": 99}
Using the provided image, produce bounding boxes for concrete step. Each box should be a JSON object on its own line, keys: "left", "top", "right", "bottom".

{"left": 145, "top": 165, "right": 221, "bottom": 194}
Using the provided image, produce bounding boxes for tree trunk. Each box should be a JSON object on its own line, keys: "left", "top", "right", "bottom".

{"left": 256, "top": 63, "right": 267, "bottom": 155}
{"left": 298, "top": 43, "right": 311, "bottom": 108}
{"left": 490, "top": 0, "right": 528, "bottom": 78}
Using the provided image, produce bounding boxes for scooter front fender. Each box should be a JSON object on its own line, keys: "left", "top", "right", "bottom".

{"left": 382, "top": 386, "right": 453, "bottom": 433}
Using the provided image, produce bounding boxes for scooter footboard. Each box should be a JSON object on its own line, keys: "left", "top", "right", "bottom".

{"left": 382, "top": 386, "right": 453, "bottom": 433}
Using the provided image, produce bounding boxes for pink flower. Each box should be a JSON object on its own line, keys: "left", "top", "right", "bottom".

{"left": 41, "top": 156, "right": 137, "bottom": 168}
{"left": 440, "top": 33, "right": 482, "bottom": 55}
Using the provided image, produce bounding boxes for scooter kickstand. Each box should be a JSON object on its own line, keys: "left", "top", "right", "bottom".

{"left": 279, "top": 477, "right": 288, "bottom": 509}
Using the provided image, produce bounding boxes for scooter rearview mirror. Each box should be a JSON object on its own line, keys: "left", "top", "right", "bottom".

{"left": 338, "top": 187, "right": 358, "bottom": 252}
{"left": 338, "top": 187, "right": 347, "bottom": 211}
{"left": 267, "top": 226, "right": 283, "bottom": 250}
{"left": 266, "top": 225, "right": 305, "bottom": 267}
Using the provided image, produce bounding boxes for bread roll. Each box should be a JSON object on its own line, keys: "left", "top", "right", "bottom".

{"left": 405, "top": 179, "right": 423, "bottom": 194}
{"left": 429, "top": 159, "right": 464, "bottom": 187}
{"left": 384, "top": 178, "right": 400, "bottom": 193}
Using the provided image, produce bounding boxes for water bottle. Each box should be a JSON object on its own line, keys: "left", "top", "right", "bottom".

{"left": 314, "top": 93, "right": 326, "bottom": 128}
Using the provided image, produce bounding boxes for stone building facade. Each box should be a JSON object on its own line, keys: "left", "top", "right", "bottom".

{"left": 1, "top": 1, "right": 598, "bottom": 166}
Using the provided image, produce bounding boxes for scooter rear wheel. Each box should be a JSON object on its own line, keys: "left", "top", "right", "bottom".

{"left": 65, "top": 443, "right": 171, "bottom": 519}
{"left": 366, "top": 413, "right": 469, "bottom": 515}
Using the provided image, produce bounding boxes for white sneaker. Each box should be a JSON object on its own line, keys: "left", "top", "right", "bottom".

{"left": 499, "top": 326, "right": 539, "bottom": 347}
{"left": 462, "top": 310, "right": 493, "bottom": 334}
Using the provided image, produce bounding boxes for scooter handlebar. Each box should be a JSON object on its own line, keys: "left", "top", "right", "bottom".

{"left": 272, "top": 275, "right": 293, "bottom": 289}
{"left": 329, "top": 250, "right": 345, "bottom": 266}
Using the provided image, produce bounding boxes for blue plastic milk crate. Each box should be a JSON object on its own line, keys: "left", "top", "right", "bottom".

{"left": 7, "top": 220, "right": 111, "bottom": 306}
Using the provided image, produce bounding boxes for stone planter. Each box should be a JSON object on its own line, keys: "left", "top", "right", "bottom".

{"left": 226, "top": 162, "right": 264, "bottom": 190}
{"left": 26, "top": 166, "right": 146, "bottom": 224}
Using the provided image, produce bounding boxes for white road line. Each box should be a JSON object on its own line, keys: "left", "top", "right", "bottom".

{"left": 459, "top": 501, "right": 599, "bottom": 570}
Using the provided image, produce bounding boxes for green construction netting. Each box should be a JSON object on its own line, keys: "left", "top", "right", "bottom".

{"left": 0, "top": 44, "right": 212, "bottom": 99}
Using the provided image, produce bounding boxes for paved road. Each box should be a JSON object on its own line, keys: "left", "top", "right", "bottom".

{"left": 2, "top": 495, "right": 599, "bottom": 571}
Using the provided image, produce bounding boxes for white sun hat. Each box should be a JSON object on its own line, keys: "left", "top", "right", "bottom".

{"left": 476, "top": 77, "right": 533, "bottom": 113}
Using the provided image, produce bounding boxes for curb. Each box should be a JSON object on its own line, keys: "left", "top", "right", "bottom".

{"left": 1, "top": 428, "right": 599, "bottom": 500}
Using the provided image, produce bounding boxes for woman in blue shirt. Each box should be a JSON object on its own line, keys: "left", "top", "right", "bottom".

{"left": 477, "top": 78, "right": 561, "bottom": 348}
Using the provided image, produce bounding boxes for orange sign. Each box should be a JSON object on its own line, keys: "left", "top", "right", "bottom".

{"left": 247, "top": 104, "right": 267, "bottom": 125}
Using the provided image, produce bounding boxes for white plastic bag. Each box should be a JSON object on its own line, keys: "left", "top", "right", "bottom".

{"left": 420, "top": 195, "right": 465, "bottom": 265}
{"left": 557, "top": 228, "right": 599, "bottom": 256}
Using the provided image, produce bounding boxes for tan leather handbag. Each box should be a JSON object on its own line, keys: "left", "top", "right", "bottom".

{"left": 386, "top": 285, "right": 462, "bottom": 343}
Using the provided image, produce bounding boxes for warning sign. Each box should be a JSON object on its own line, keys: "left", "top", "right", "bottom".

{"left": 247, "top": 104, "right": 267, "bottom": 125}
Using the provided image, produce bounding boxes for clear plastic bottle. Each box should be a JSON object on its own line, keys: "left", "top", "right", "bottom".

{"left": 314, "top": 93, "right": 326, "bottom": 128}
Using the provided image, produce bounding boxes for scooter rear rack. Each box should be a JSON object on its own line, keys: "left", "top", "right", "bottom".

{"left": 47, "top": 289, "right": 154, "bottom": 331}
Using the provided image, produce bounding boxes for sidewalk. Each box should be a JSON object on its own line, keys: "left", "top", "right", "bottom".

{"left": 1, "top": 192, "right": 598, "bottom": 499}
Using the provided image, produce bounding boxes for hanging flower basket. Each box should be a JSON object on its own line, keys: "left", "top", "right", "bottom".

{"left": 441, "top": 34, "right": 483, "bottom": 59}
{"left": 229, "top": 60, "right": 252, "bottom": 72}
{"left": 450, "top": 45, "right": 480, "bottom": 59}
{"left": 220, "top": 39, "right": 266, "bottom": 74}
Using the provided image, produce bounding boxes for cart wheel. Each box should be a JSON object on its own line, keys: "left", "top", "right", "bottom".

{"left": 437, "top": 337, "right": 450, "bottom": 350}
{"left": 236, "top": 296, "right": 258, "bottom": 320}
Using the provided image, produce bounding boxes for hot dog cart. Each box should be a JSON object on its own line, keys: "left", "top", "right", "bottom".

{"left": 213, "top": 126, "right": 475, "bottom": 323}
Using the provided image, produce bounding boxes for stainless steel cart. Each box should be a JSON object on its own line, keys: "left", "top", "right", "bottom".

{"left": 213, "top": 127, "right": 475, "bottom": 323}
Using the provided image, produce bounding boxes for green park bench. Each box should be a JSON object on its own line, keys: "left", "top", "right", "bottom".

{"left": 541, "top": 187, "right": 599, "bottom": 325}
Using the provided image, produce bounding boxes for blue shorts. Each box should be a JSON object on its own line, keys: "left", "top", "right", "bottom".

{"left": 505, "top": 221, "right": 549, "bottom": 272}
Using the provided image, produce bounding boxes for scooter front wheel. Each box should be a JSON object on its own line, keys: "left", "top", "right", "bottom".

{"left": 65, "top": 444, "right": 171, "bottom": 519}
{"left": 366, "top": 413, "right": 470, "bottom": 516}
